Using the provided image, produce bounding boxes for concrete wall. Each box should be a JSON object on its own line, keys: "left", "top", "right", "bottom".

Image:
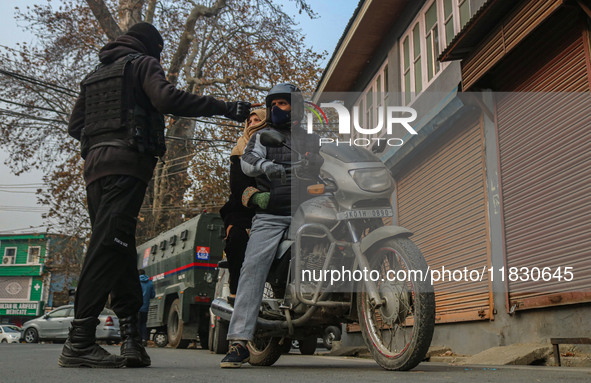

{"left": 431, "top": 304, "right": 591, "bottom": 355}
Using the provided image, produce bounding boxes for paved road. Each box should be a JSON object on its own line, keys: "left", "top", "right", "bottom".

{"left": 1, "top": 344, "right": 591, "bottom": 383}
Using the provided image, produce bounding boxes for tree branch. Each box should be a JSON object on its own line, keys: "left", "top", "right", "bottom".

{"left": 85, "top": 0, "right": 123, "bottom": 40}
{"left": 167, "top": 0, "right": 227, "bottom": 86}
{"left": 144, "top": 0, "right": 157, "bottom": 23}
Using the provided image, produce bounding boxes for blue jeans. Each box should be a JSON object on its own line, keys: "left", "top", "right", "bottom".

{"left": 227, "top": 214, "right": 291, "bottom": 341}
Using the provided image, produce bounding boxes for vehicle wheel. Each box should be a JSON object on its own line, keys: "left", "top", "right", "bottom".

{"left": 1, "top": 339, "right": 7, "bottom": 343}
{"left": 153, "top": 331, "right": 168, "bottom": 348}
{"left": 323, "top": 326, "right": 342, "bottom": 350}
{"left": 211, "top": 317, "right": 229, "bottom": 354}
{"left": 247, "top": 336, "right": 283, "bottom": 366}
{"left": 298, "top": 336, "right": 317, "bottom": 355}
{"left": 167, "top": 298, "right": 190, "bottom": 349}
{"left": 357, "top": 237, "right": 435, "bottom": 371}
{"left": 24, "top": 328, "right": 39, "bottom": 343}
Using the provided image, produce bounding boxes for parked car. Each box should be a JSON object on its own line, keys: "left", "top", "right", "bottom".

{"left": 21, "top": 305, "right": 120, "bottom": 344}
{"left": 0, "top": 325, "right": 22, "bottom": 343}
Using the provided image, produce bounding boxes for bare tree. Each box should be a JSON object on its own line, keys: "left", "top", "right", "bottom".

{"left": 0, "top": 0, "right": 325, "bottom": 244}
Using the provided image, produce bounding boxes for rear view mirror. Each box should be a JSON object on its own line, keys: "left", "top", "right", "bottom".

{"left": 260, "top": 130, "right": 285, "bottom": 148}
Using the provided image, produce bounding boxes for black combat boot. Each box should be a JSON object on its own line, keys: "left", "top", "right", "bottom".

{"left": 58, "top": 317, "right": 126, "bottom": 368}
{"left": 119, "top": 315, "right": 151, "bottom": 367}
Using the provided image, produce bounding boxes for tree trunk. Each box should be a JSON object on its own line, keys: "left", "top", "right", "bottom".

{"left": 151, "top": 118, "right": 196, "bottom": 234}
{"left": 119, "top": 0, "right": 145, "bottom": 31}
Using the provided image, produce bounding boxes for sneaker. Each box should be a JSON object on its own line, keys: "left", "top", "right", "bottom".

{"left": 220, "top": 343, "right": 250, "bottom": 368}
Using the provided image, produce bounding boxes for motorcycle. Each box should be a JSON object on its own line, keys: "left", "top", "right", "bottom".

{"left": 211, "top": 130, "right": 435, "bottom": 371}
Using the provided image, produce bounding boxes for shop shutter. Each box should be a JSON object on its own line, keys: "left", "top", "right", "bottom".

{"left": 461, "top": 0, "right": 564, "bottom": 91}
{"left": 495, "top": 18, "right": 591, "bottom": 310}
{"left": 396, "top": 118, "right": 492, "bottom": 323}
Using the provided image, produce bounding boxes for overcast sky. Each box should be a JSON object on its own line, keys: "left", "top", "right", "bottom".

{"left": 0, "top": 0, "right": 358, "bottom": 234}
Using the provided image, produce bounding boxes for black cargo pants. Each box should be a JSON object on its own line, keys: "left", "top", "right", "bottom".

{"left": 74, "top": 175, "right": 147, "bottom": 320}
{"left": 224, "top": 225, "right": 249, "bottom": 295}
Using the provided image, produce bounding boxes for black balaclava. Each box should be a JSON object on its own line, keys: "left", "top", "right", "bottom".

{"left": 269, "top": 94, "right": 292, "bottom": 128}
{"left": 126, "top": 22, "right": 164, "bottom": 61}
{"left": 271, "top": 103, "right": 292, "bottom": 127}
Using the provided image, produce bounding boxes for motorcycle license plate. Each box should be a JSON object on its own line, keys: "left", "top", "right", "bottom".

{"left": 336, "top": 208, "right": 393, "bottom": 220}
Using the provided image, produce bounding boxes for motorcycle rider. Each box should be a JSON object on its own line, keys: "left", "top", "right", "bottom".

{"left": 219, "top": 109, "right": 268, "bottom": 301}
{"left": 220, "top": 83, "right": 322, "bottom": 368}
{"left": 62, "top": 22, "right": 250, "bottom": 368}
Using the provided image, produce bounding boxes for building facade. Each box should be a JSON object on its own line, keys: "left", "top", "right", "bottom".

{"left": 0, "top": 233, "right": 81, "bottom": 326}
{"left": 315, "top": 0, "right": 591, "bottom": 354}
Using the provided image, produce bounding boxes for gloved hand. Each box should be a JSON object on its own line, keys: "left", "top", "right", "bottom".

{"left": 224, "top": 101, "right": 251, "bottom": 122}
{"left": 262, "top": 161, "right": 286, "bottom": 181}
{"left": 251, "top": 192, "right": 270, "bottom": 209}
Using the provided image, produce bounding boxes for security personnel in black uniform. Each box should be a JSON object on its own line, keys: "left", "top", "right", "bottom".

{"left": 60, "top": 22, "right": 250, "bottom": 368}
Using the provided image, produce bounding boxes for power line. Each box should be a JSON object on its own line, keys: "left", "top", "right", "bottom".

{"left": 0, "top": 97, "right": 69, "bottom": 115}
{"left": 0, "top": 68, "right": 79, "bottom": 97}
{"left": 0, "top": 182, "right": 45, "bottom": 188}
{"left": 0, "top": 224, "right": 51, "bottom": 234}
{"left": 0, "top": 190, "right": 40, "bottom": 194}
{"left": 165, "top": 135, "right": 236, "bottom": 144}
{"left": 0, "top": 108, "right": 67, "bottom": 124}
{"left": 164, "top": 114, "right": 244, "bottom": 130}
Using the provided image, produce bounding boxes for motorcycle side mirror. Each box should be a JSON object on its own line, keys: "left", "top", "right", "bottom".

{"left": 260, "top": 130, "right": 285, "bottom": 148}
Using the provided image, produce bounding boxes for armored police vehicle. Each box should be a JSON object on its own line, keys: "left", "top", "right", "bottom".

{"left": 136, "top": 213, "right": 225, "bottom": 348}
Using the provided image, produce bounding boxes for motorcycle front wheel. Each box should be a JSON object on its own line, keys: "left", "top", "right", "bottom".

{"left": 357, "top": 237, "right": 435, "bottom": 371}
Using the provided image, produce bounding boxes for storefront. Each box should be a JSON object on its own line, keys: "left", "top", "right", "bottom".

{"left": 0, "top": 301, "right": 44, "bottom": 327}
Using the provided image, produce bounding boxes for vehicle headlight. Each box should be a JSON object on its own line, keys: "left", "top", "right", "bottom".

{"left": 349, "top": 168, "right": 393, "bottom": 192}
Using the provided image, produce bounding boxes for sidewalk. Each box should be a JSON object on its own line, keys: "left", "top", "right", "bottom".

{"left": 327, "top": 341, "right": 591, "bottom": 368}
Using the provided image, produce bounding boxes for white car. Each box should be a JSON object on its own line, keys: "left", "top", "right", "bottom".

{"left": 0, "top": 325, "right": 22, "bottom": 343}
{"left": 21, "top": 305, "right": 120, "bottom": 344}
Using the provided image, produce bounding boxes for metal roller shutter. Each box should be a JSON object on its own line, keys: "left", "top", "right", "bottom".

{"left": 495, "top": 18, "right": 591, "bottom": 310}
{"left": 396, "top": 118, "right": 492, "bottom": 323}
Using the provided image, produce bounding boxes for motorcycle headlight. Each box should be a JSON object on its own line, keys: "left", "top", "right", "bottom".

{"left": 349, "top": 168, "right": 393, "bottom": 192}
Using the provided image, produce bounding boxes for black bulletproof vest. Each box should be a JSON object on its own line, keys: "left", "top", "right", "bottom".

{"left": 80, "top": 53, "right": 166, "bottom": 159}
{"left": 265, "top": 131, "right": 293, "bottom": 215}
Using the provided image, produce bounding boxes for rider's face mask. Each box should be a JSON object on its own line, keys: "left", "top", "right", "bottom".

{"left": 271, "top": 105, "right": 291, "bottom": 126}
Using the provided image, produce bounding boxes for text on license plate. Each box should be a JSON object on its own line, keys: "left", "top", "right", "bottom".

{"left": 336, "top": 208, "right": 393, "bottom": 220}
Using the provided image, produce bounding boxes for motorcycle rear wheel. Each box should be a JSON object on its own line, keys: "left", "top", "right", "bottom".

{"left": 357, "top": 237, "right": 435, "bottom": 371}
{"left": 247, "top": 337, "right": 283, "bottom": 366}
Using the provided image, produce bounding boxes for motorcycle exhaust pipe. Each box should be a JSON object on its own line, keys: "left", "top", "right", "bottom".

{"left": 210, "top": 298, "right": 286, "bottom": 330}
